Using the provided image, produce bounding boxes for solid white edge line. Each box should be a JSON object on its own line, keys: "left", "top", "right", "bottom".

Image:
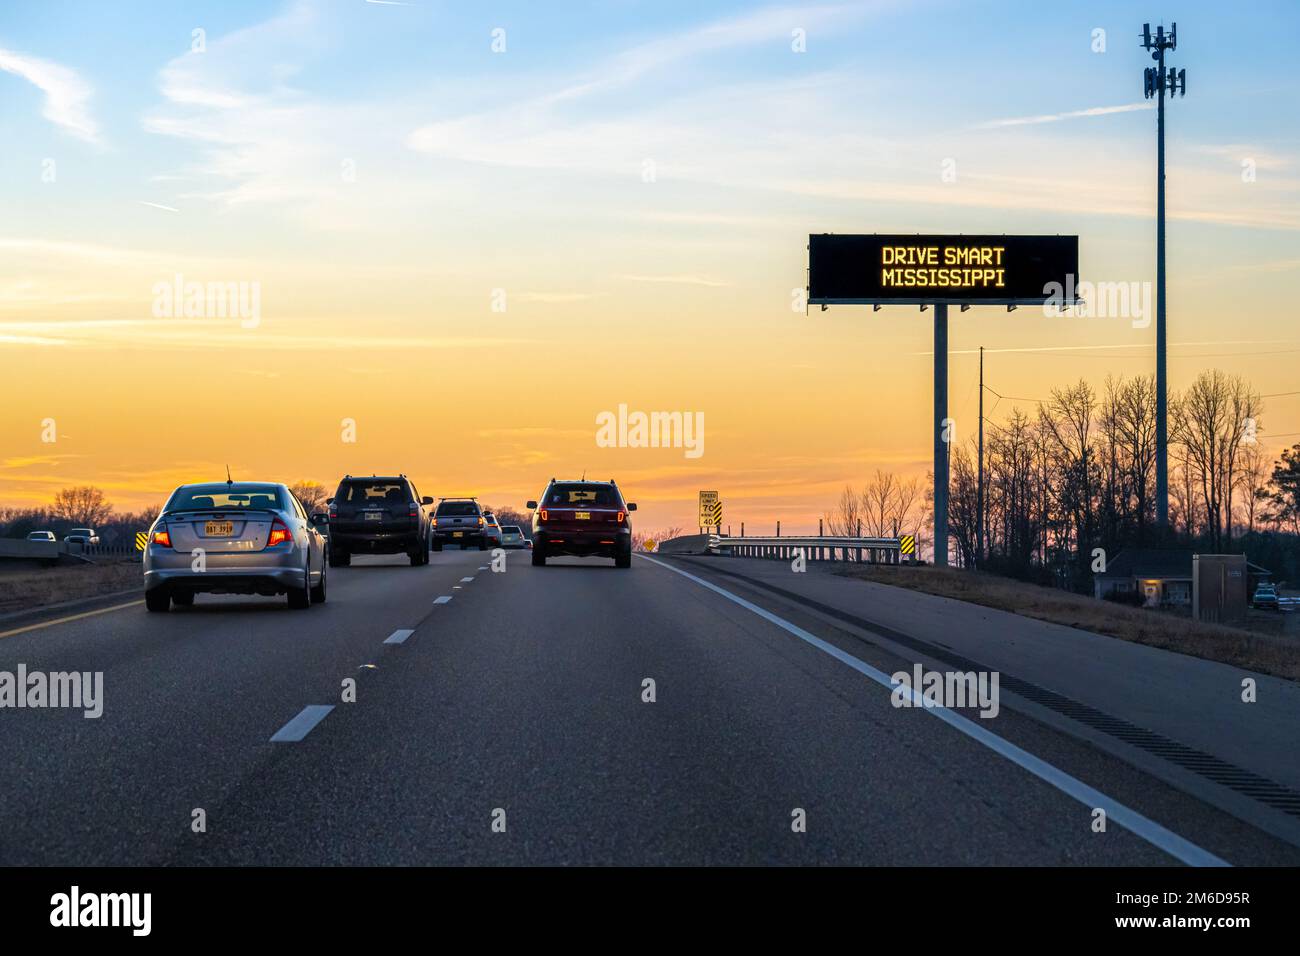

{"left": 434, "top": 595, "right": 452, "bottom": 604}
{"left": 269, "top": 704, "right": 334, "bottom": 743}
{"left": 638, "top": 554, "right": 1229, "bottom": 868}
{"left": 384, "top": 628, "right": 415, "bottom": 645}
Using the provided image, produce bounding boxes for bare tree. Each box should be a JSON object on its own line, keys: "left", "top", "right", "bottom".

{"left": 50, "top": 486, "right": 113, "bottom": 526}
{"left": 824, "top": 484, "right": 862, "bottom": 537}
{"left": 1176, "top": 370, "right": 1260, "bottom": 551}
{"left": 290, "top": 480, "right": 329, "bottom": 514}
{"left": 1237, "top": 443, "right": 1270, "bottom": 535}
{"left": 891, "top": 476, "right": 921, "bottom": 538}
{"left": 860, "top": 470, "right": 897, "bottom": 538}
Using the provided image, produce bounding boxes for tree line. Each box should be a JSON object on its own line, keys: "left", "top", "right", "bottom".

{"left": 827, "top": 369, "right": 1300, "bottom": 590}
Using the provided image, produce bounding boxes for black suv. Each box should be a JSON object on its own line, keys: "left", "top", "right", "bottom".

{"left": 527, "top": 479, "right": 636, "bottom": 568}
{"left": 327, "top": 475, "right": 433, "bottom": 566}
{"left": 431, "top": 498, "right": 486, "bottom": 551}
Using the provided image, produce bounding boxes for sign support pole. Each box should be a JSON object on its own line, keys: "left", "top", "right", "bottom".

{"left": 934, "top": 303, "right": 949, "bottom": 567}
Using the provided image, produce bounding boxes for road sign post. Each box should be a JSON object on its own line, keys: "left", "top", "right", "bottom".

{"left": 808, "top": 233, "right": 1079, "bottom": 570}
{"left": 934, "top": 303, "right": 949, "bottom": 566}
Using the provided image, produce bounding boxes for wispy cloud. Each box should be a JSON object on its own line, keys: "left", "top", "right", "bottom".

{"left": 0, "top": 46, "right": 101, "bottom": 144}
{"left": 973, "top": 102, "right": 1153, "bottom": 129}
{"left": 620, "top": 274, "right": 731, "bottom": 288}
{"left": 516, "top": 291, "right": 600, "bottom": 303}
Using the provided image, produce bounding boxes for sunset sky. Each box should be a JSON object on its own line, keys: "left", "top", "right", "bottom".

{"left": 2, "top": 0, "right": 1298, "bottom": 533}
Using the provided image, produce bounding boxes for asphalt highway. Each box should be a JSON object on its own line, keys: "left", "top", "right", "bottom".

{"left": 1, "top": 549, "right": 1295, "bottom": 866}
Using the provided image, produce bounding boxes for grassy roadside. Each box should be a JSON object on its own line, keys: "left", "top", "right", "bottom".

{"left": 0, "top": 561, "right": 140, "bottom": 616}
{"left": 835, "top": 564, "right": 1300, "bottom": 682}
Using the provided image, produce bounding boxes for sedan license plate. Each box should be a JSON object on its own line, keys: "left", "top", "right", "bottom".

{"left": 453, "top": 531, "right": 464, "bottom": 538}
{"left": 205, "top": 520, "right": 233, "bottom": 536}
{"left": 364, "top": 512, "right": 382, "bottom": 521}
{"left": 574, "top": 512, "right": 590, "bottom": 520}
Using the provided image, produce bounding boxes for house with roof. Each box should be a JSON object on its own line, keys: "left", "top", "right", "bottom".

{"left": 1093, "top": 548, "right": 1272, "bottom": 607}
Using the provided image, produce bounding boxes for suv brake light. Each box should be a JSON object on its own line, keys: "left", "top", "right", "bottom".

{"left": 539, "top": 509, "right": 548, "bottom": 522}
{"left": 267, "top": 518, "right": 292, "bottom": 547}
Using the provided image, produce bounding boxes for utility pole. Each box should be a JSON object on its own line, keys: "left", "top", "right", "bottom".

{"left": 977, "top": 345, "right": 984, "bottom": 568}
{"left": 1142, "top": 21, "right": 1185, "bottom": 530}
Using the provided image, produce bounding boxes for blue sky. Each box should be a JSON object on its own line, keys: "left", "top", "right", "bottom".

{"left": 1, "top": 1, "right": 1298, "bottom": 519}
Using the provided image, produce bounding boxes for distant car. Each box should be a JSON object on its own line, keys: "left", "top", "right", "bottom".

{"left": 326, "top": 474, "right": 433, "bottom": 567}
{"left": 527, "top": 479, "right": 636, "bottom": 568}
{"left": 143, "top": 481, "right": 328, "bottom": 612}
{"left": 1252, "top": 584, "right": 1280, "bottom": 610}
{"left": 26, "top": 531, "right": 56, "bottom": 542}
{"left": 500, "top": 525, "right": 527, "bottom": 549}
{"left": 483, "top": 512, "right": 503, "bottom": 549}
{"left": 64, "top": 527, "right": 100, "bottom": 545}
{"left": 432, "top": 498, "right": 485, "bottom": 551}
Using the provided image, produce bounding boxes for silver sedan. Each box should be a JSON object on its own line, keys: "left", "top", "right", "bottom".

{"left": 143, "top": 481, "right": 328, "bottom": 612}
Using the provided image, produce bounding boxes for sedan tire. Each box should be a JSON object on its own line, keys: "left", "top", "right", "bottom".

{"left": 310, "top": 562, "right": 327, "bottom": 604}
{"left": 287, "top": 564, "right": 311, "bottom": 609}
{"left": 145, "top": 588, "right": 171, "bottom": 613}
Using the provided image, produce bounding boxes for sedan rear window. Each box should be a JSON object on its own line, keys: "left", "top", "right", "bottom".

{"left": 167, "top": 485, "right": 285, "bottom": 512}
{"left": 436, "top": 501, "right": 480, "bottom": 516}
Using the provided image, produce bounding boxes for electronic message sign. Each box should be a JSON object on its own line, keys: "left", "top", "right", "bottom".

{"left": 808, "top": 234, "right": 1079, "bottom": 306}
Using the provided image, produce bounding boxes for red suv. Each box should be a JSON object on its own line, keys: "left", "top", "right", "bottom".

{"left": 527, "top": 479, "right": 636, "bottom": 568}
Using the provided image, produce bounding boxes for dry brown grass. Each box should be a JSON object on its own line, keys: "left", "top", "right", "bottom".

{"left": 0, "top": 560, "right": 139, "bottom": 616}
{"left": 837, "top": 564, "right": 1300, "bottom": 682}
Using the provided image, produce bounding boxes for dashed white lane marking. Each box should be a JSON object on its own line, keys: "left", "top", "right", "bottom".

{"left": 638, "top": 554, "right": 1229, "bottom": 869}
{"left": 384, "top": 628, "right": 414, "bottom": 645}
{"left": 477, "top": 566, "right": 489, "bottom": 570}
{"left": 270, "top": 705, "right": 334, "bottom": 743}
{"left": 434, "top": 595, "right": 452, "bottom": 604}
{"left": 460, "top": 576, "right": 474, "bottom": 582}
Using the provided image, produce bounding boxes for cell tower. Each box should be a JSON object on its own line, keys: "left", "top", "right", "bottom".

{"left": 1141, "top": 21, "right": 1186, "bottom": 530}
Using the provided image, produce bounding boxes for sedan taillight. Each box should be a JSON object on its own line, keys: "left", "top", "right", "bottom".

{"left": 151, "top": 528, "right": 171, "bottom": 547}
{"left": 267, "top": 518, "right": 292, "bottom": 547}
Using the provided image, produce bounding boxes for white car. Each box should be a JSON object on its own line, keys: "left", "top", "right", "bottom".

{"left": 500, "top": 525, "right": 527, "bottom": 549}
{"left": 482, "top": 512, "right": 503, "bottom": 548}
{"left": 64, "top": 527, "right": 100, "bottom": 545}
{"left": 26, "top": 531, "right": 56, "bottom": 542}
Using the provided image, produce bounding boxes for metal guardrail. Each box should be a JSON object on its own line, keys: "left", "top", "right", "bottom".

{"left": 708, "top": 534, "right": 905, "bottom": 565}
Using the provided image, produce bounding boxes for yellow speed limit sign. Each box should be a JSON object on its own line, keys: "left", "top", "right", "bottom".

{"left": 698, "top": 490, "right": 720, "bottom": 527}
